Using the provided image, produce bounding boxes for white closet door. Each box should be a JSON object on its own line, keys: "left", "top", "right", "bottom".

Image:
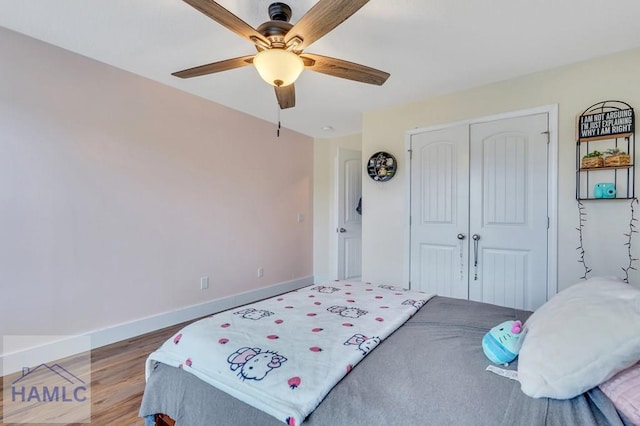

{"left": 468, "top": 113, "right": 549, "bottom": 310}
{"left": 409, "top": 113, "right": 550, "bottom": 311}
{"left": 409, "top": 125, "right": 470, "bottom": 298}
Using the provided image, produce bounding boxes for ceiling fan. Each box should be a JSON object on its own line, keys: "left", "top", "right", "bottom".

{"left": 173, "top": 0, "right": 390, "bottom": 109}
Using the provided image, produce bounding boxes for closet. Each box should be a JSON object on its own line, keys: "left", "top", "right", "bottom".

{"left": 409, "top": 113, "right": 550, "bottom": 311}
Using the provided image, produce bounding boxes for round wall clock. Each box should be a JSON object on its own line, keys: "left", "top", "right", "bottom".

{"left": 367, "top": 151, "right": 397, "bottom": 182}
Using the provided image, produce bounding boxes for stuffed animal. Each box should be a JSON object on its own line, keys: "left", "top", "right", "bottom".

{"left": 482, "top": 320, "right": 523, "bottom": 365}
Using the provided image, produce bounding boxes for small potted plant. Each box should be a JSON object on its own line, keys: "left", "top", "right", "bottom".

{"left": 581, "top": 150, "right": 604, "bottom": 168}
{"left": 603, "top": 148, "right": 631, "bottom": 167}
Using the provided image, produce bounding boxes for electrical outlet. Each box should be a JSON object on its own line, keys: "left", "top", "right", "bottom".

{"left": 297, "top": 213, "right": 304, "bottom": 223}
{"left": 200, "top": 276, "right": 209, "bottom": 290}
{"left": 257, "top": 267, "right": 264, "bottom": 278}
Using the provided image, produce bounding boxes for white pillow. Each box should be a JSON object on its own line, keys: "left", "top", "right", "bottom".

{"left": 518, "top": 277, "right": 640, "bottom": 399}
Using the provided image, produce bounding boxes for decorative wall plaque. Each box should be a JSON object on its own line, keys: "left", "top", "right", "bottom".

{"left": 367, "top": 151, "right": 397, "bottom": 182}
{"left": 577, "top": 100, "right": 634, "bottom": 142}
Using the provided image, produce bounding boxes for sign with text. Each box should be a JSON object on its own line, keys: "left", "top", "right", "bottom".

{"left": 578, "top": 107, "right": 634, "bottom": 141}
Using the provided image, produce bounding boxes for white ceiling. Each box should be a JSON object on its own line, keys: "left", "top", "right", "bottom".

{"left": 1, "top": 0, "right": 640, "bottom": 138}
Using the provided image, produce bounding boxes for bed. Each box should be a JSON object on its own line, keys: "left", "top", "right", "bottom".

{"left": 139, "top": 279, "right": 640, "bottom": 425}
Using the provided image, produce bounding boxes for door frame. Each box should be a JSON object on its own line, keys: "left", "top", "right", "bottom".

{"left": 404, "top": 104, "right": 559, "bottom": 301}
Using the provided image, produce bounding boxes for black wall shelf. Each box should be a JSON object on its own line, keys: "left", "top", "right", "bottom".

{"left": 576, "top": 101, "right": 635, "bottom": 200}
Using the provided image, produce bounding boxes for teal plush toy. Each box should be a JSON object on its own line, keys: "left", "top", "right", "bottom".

{"left": 482, "top": 320, "right": 523, "bottom": 365}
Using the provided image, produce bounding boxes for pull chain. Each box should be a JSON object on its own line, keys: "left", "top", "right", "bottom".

{"left": 277, "top": 107, "right": 281, "bottom": 138}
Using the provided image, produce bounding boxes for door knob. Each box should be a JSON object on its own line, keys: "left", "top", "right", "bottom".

{"left": 337, "top": 227, "right": 347, "bottom": 233}
{"left": 457, "top": 233, "right": 466, "bottom": 240}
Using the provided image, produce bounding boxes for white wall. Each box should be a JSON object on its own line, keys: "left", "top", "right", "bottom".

{"left": 0, "top": 28, "right": 313, "bottom": 355}
{"left": 360, "top": 47, "right": 640, "bottom": 292}
{"left": 313, "top": 134, "right": 361, "bottom": 282}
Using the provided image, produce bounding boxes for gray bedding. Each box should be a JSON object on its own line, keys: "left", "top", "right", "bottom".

{"left": 139, "top": 296, "right": 627, "bottom": 425}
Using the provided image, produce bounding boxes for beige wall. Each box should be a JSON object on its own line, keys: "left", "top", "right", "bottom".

{"left": 360, "top": 47, "right": 640, "bottom": 292}
{"left": 0, "top": 28, "right": 313, "bottom": 353}
{"left": 313, "top": 134, "right": 361, "bottom": 282}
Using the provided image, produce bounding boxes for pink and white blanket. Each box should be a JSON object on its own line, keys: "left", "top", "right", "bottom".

{"left": 145, "top": 281, "right": 433, "bottom": 425}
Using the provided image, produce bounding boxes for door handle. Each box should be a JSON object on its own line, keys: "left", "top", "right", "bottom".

{"left": 337, "top": 227, "right": 347, "bottom": 233}
{"left": 472, "top": 234, "right": 480, "bottom": 280}
{"left": 457, "top": 233, "right": 466, "bottom": 240}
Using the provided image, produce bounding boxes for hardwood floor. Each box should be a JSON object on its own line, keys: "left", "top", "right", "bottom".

{"left": 1, "top": 320, "right": 191, "bottom": 425}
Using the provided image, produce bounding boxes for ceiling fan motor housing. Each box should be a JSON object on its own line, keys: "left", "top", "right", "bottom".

{"left": 258, "top": 3, "right": 294, "bottom": 45}
{"left": 257, "top": 20, "right": 292, "bottom": 40}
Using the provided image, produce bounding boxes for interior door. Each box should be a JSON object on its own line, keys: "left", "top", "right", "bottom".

{"left": 336, "top": 148, "right": 362, "bottom": 280}
{"left": 468, "top": 114, "right": 549, "bottom": 310}
{"left": 409, "top": 125, "right": 470, "bottom": 298}
{"left": 409, "top": 113, "right": 550, "bottom": 311}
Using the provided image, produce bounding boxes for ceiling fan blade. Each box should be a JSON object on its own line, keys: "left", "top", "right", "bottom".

{"left": 275, "top": 84, "right": 296, "bottom": 109}
{"left": 301, "top": 53, "right": 389, "bottom": 85}
{"left": 172, "top": 55, "right": 255, "bottom": 78}
{"left": 182, "top": 0, "right": 269, "bottom": 47}
{"left": 285, "top": 0, "right": 369, "bottom": 50}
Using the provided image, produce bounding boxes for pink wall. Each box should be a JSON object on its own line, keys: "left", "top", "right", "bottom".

{"left": 0, "top": 28, "right": 313, "bottom": 346}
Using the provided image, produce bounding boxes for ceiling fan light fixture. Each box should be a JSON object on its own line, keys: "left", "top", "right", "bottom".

{"left": 253, "top": 49, "right": 304, "bottom": 87}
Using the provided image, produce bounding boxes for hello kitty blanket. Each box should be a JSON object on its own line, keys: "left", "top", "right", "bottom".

{"left": 145, "top": 281, "right": 433, "bottom": 425}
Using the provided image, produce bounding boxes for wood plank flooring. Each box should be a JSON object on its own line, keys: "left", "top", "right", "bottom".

{"left": 1, "top": 320, "right": 191, "bottom": 425}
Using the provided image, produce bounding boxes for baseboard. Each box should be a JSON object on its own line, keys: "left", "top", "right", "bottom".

{"left": 1, "top": 276, "right": 314, "bottom": 376}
